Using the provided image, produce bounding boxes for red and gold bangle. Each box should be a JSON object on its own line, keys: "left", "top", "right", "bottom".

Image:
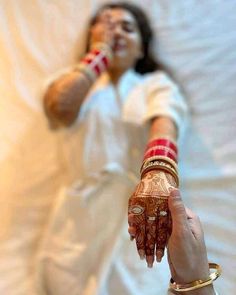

{"left": 74, "top": 42, "right": 113, "bottom": 83}
{"left": 141, "top": 137, "right": 179, "bottom": 184}
{"left": 144, "top": 149, "right": 177, "bottom": 163}
{"left": 144, "top": 145, "right": 177, "bottom": 159}
{"left": 144, "top": 146, "right": 178, "bottom": 163}
{"left": 146, "top": 138, "right": 178, "bottom": 154}
{"left": 81, "top": 50, "right": 109, "bottom": 76}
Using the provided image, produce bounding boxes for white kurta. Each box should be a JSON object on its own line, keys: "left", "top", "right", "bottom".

{"left": 36, "top": 69, "right": 187, "bottom": 295}
{"left": 1, "top": 2, "right": 235, "bottom": 295}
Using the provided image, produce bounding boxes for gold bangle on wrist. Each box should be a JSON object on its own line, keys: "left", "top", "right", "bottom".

{"left": 140, "top": 161, "right": 179, "bottom": 186}
{"left": 141, "top": 155, "right": 178, "bottom": 174}
{"left": 169, "top": 263, "right": 222, "bottom": 292}
{"left": 74, "top": 63, "right": 96, "bottom": 83}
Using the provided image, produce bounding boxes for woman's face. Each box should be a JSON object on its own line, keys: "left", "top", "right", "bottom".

{"left": 90, "top": 8, "right": 143, "bottom": 72}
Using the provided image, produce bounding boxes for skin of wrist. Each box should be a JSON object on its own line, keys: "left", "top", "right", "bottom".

{"left": 175, "top": 284, "right": 215, "bottom": 295}
{"left": 170, "top": 259, "right": 215, "bottom": 295}
{"left": 172, "top": 265, "right": 209, "bottom": 285}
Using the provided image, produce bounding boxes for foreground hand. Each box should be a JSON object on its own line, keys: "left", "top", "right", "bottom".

{"left": 128, "top": 170, "right": 177, "bottom": 267}
{"left": 167, "top": 189, "right": 210, "bottom": 284}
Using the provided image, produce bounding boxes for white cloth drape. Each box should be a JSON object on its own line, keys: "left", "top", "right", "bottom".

{"left": 0, "top": 0, "right": 236, "bottom": 294}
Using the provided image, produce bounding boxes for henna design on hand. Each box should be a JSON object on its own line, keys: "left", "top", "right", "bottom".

{"left": 128, "top": 170, "right": 178, "bottom": 266}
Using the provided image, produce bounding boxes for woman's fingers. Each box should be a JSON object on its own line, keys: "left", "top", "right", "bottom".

{"left": 155, "top": 200, "right": 169, "bottom": 262}
{"left": 128, "top": 214, "right": 136, "bottom": 240}
{"left": 144, "top": 196, "right": 159, "bottom": 267}
{"left": 145, "top": 217, "right": 157, "bottom": 267}
{"left": 128, "top": 175, "right": 173, "bottom": 266}
{"left": 128, "top": 195, "right": 171, "bottom": 265}
{"left": 128, "top": 198, "right": 146, "bottom": 260}
{"left": 135, "top": 215, "right": 146, "bottom": 260}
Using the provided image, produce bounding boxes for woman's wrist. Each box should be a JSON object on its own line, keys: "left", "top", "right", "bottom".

{"left": 140, "top": 137, "right": 179, "bottom": 187}
{"left": 90, "top": 42, "right": 113, "bottom": 61}
{"left": 189, "top": 284, "right": 215, "bottom": 295}
{"left": 171, "top": 263, "right": 209, "bottom": 286}
{"left": 74, "top": 42, "right": 113, "bottom": 84}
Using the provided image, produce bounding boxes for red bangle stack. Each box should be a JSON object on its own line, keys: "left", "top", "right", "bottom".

{"left": 74, "top": 42, "right": 113, "bottom": 83}
{"left": 140, "top": 138, "right": 179, "bottom": 186}
{"left": 81, "top": 49, "right": 110, "bottom": 77}
{"left": 145, "top": 138, "right": 178, "bottom": 154}
{"left": 143, "top": 146, "right": 177, "bottom": 163}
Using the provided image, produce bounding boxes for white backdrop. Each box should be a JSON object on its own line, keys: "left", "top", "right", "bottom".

{"left": 0, "top": 0, "right": 236, "bottom": 294}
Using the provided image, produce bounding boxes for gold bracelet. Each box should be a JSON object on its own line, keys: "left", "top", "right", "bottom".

{"left": 141, "top": 163, "right": 179, "bottom": 187}
{"left": 141, "top": 155, "right": 178, "bottom": 174}
{"left": 169, "top": 263, "right": 222, "bottom": 292}
{"left": 141, "top": 160, "right": 177, "bottom": 173}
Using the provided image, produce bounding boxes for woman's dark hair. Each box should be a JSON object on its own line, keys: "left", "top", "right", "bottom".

{"left": 86, "top": 2, "right": 162, "bottom": 74}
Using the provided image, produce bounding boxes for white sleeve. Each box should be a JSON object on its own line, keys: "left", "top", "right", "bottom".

{"left": 143, "top": 71, "right": 188, "bottom": 135}
{"left": 122, "top": 71, "right": 188, "bottom": 139}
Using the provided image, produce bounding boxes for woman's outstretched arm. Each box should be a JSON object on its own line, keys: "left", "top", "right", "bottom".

{"left": 128, "top": 115, "right": 178, "bottom": 267}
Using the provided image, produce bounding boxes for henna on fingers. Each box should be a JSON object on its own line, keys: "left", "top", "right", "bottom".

{"left": 156, "top": 200, "right": 169, "bottom": 262}
{"left": 128, "top": 197, "right": 146, "bottom": 259}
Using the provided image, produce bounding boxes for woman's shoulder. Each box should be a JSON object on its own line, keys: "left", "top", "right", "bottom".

{"left": 143, "top": 70, "right": 178, "bottom": 87}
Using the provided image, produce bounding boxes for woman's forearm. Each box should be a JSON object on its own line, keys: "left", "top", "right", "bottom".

{"left": 44, "top": 71, "right": 92, "bottom": 127}
{"left": 149, "top": 116, "right": 177, "bottom": 141}
{"left": 44, "top": 43, "right": 112, "bottom": 128}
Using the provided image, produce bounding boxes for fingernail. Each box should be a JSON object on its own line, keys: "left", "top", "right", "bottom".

{"left": 138, "top": 250, "right": 145, "bottom": 260}
{"left": 170, "top": 189, "right": 180, "bottom": 198}
{"left": 146, "top": 256, "right": 154, "bottom": 268}
{"left": 156, "top": 250, "right": 163, "bottom": 262}
{"left": 156, "top": 256, "right": 162, "bottom": 262}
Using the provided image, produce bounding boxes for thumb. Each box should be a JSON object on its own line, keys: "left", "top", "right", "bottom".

{"left": 168, "top": 189, "right": 188, "bottom": 227}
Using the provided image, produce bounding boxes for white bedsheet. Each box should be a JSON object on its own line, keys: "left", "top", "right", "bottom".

{"left": 0, "top": 0, "right": 236, "bottom": 294}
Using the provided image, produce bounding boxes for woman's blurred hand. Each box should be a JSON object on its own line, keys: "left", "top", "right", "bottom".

{"left": 89, "top": 10, "right": 115, "bottom": 49}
